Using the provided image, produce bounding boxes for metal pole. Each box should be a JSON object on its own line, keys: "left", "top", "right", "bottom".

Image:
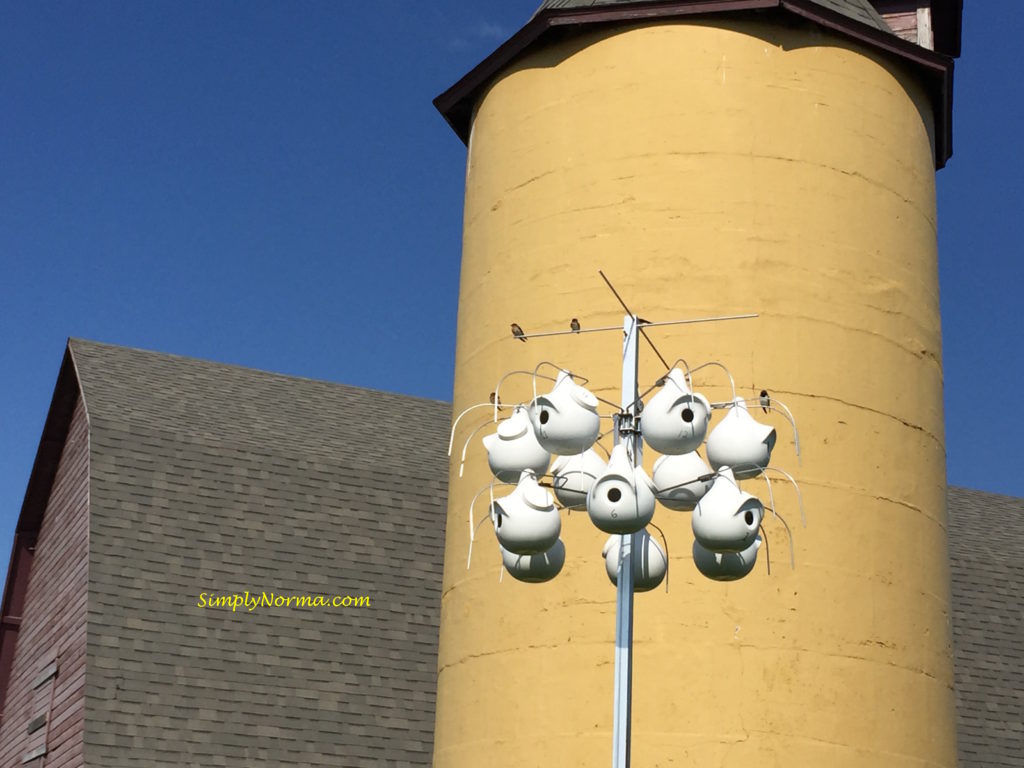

{"left": 612, "top": 314, "right": 640, "bottom": 768}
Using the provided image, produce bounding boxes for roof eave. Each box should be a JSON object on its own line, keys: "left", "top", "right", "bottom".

{"left": 433, "top": 13, "right": 553, "bottom": 143}
{"left": 11, "top": 344, "right": 82, "bottom": 537}
{"left": 434, "top": 0, "right": 955, "bottom": 167}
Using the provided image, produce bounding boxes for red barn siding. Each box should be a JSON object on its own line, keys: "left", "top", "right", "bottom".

{"left": 882, "top": 10, "right": 919, "bottom": 43}
{"left": 0, "top": 395, "right": 89, "bottom": 767}
{"left": 874, "top": 1, "right": 931, "bottom": 47}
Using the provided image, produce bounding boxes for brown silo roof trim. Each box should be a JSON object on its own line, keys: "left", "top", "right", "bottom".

{"left": 434, "top": 0, "right": 955, "bottom": 168}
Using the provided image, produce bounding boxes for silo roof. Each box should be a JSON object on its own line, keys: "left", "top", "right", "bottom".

{"left": 536, "top": 0, "right": 890, "bottom": 34}
{"left": 434, "top": 0, "right": 960, "bottom": 167}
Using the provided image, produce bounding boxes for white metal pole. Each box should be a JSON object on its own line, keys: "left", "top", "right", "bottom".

{"left": 612, "top": 313, "right": 640, "bottom": 768}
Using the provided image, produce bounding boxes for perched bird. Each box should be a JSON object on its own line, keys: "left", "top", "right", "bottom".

{"left": 637, "top": 317, "right": 651, "bottom": 325}
{"left": 759, "top": 389, "right": 770, "bottom": 413}
{"left": 570, "top": 318, "right": 581, "bottom": 332}
{"left": 489, "top": 391, "right": 500, "bottom": 406}
{"left": 511, "top": 323, "right": 527, "bottom": 342}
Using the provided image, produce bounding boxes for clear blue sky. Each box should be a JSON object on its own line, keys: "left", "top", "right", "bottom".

{"left": 2, "top": 2, "right": 1021, "bottom": 570}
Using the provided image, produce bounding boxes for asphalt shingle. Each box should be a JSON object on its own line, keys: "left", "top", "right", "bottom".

{"left": 947, "top": 487, "right": 1024, "bottom": 768}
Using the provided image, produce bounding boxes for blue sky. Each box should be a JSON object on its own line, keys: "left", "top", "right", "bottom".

{"left": 1, "top": 2, "right": 1021, "bottom": 572}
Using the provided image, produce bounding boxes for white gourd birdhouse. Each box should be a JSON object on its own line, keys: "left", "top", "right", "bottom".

{"left": 502, "top": 539, "right": 566, "bottom": 583}
{"left": 640, "top": 368, "right": 711, "bottom": 455}
{"left": 482, "top": 406, "right": 552, "bottom": 482}
{"left": 651, "top": 451, "right": 714, "bottom": 511}
{"left": 586, "top": 443, "right": 656, "bottom": 534}
{"left": 528, "top": 371, "right": 601, "bottom": 455}
{"left": 692, "top": 537, "right": 761, "bottom": 581}
{"left": 602, "top": 530, "right": 667, "bottom": 592}
{"left": 550, "top": 449, "right": 606, "bottom": 510}
{"left": 491, "top": 471, "right": 561, "bottom": 555}
{"left": 705, "top": 397, "right": 776, "bottom": 479}
{"left": 691, "top": 467, "right": 763, "bottom": 553}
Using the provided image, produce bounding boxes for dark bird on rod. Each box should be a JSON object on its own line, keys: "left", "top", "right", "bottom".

{"left": 570, "top": 318, "right": 581, "bottom": 332}
{"left": 759, "top": 389, "right": 770, "bottom": 413}
{"left": 489, "top": 391, "right": 500, "bottom": 406}
{"left": 511, "top": 323, "right": 527, "bottom": 342}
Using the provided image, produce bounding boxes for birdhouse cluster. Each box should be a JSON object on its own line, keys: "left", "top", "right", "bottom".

{"left": 451, "top": 343, "right": 803, "bottom": 588}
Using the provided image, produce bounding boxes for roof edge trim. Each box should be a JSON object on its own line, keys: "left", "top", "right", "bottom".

{"left": 783, "top": 0, "right": 949, "bottom": 73}
{"left": 0, "top": 341, "right": 83, "bottom": 715}
{"left": 12, "top": 343, "right": 82, "bottom": 537}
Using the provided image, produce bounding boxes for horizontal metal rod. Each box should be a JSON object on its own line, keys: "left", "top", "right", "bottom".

{"left": 517, "top": 325, "right": 622, "bottom": 339}
{"left": 515, "top": 313, "right": 758, "bottom": 340}
{"left": 639, "top": 313, "right": 758, "bottom": 328}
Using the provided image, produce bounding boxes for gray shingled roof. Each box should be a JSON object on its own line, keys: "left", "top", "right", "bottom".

{"left": 947, "top": 487, "right": 1024, "bottom": 768}
{"left": 69, "top": 339, "right": 450, "bottom": 766}
{"left": 535, "top": 0, "right": 892, "bottom": 34}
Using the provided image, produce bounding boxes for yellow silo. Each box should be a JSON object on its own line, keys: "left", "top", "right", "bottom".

{"left": 433, "top": 3, "right": 962, "bottom": 767}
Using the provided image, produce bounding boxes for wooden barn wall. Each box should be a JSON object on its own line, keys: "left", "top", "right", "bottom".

{"left": 874, "top": 0, "right": 923, "bottom": 45}
{"left": 0, "top": 396, "right": 89, "bottom": 767}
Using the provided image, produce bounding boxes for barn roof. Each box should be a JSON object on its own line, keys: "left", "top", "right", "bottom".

{"left": 947, "top": 486, "right": 1024, "bottom": 767}
{"left": 2, "top": 339, "right": 450, "bottom": 765}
